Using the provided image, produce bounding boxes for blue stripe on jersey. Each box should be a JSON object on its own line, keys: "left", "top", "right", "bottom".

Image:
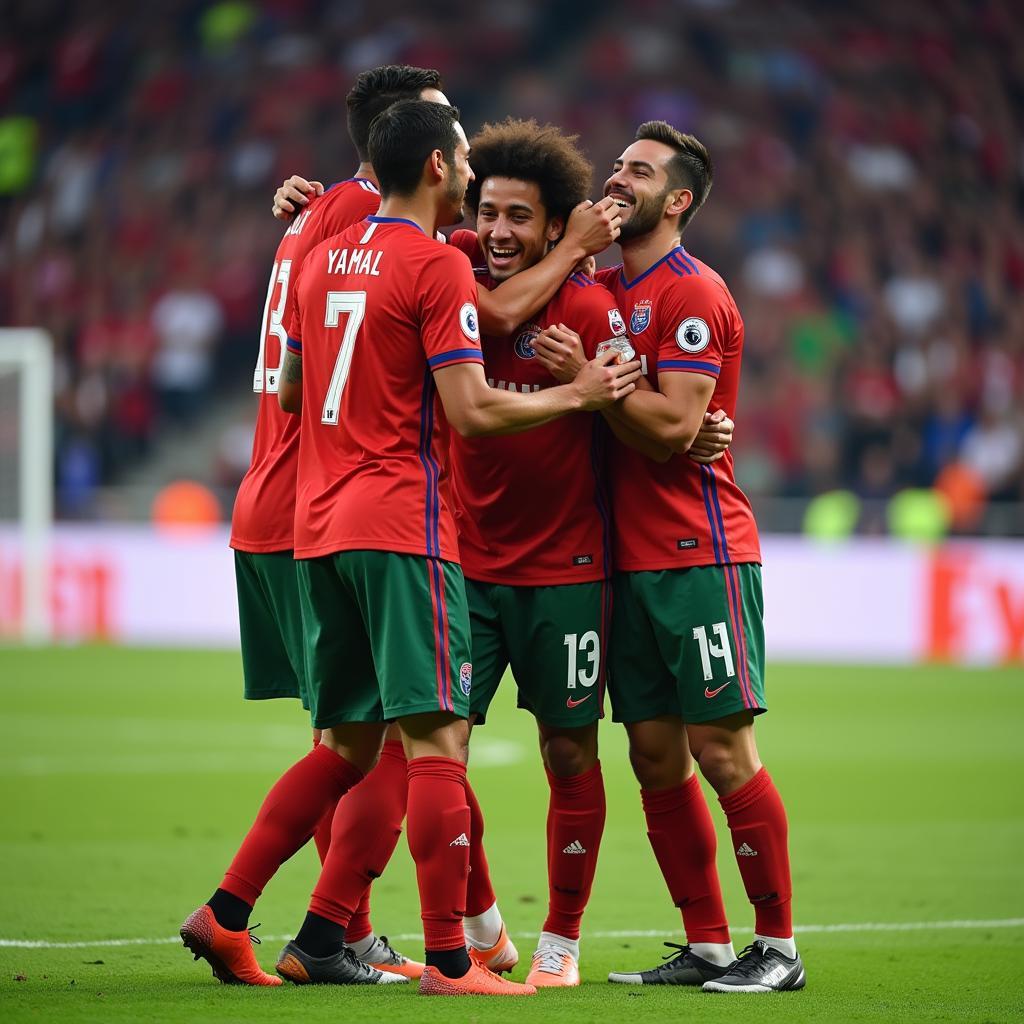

{"left": 619, "top": 246, "right": 684, "bottom": 290}
{"left": 677, "top": 248, "right": 700, "bottom": 275}
{"left": 366, "top": 215, "right": 424, "bottom": 233}
{"left": 589, "top": 418, "right": 613, "bottom": 580}
{"left": 658, "top": 359, "right": 720, "bottom": 375}
{"left": 700, "top": 464, "right": 723, "bottom": 564}
{"left": 286, "top": 336, "right": 302, "bottom": 352}
{"left": 668, "top": 253, "right": 692, "bottom": 275}
{"left": 418, "top": 367, "right": 440, "bottom": 558}
{"left": 428, "top": 348, "right": 484, "bottom": 368}
{"left": 707, "top": 465, "right": 731, "bottom": 562}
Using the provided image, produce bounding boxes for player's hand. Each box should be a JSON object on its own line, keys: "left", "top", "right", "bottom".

{"left": 563, "top": 196, "right": 621, "bottom": 257}
{"left": 571, "top": 349, "right": 642, "bottom": 411}
{"left": 535, "top": 322, "right": 586, "bottom": 384}
{"left": 688, "top": 408, "right": 735, "bottom": 463}
{"left": 272, "top": 175, "right": 324, "bottom": 220}
{"left": 573, "top": 255, "right": 597, "bottom": 277}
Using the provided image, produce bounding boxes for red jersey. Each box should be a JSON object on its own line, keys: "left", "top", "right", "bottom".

{"left": 596, "top": 246, "right": 761, "bottom": 570}
{"left": 288, "top": 216, "right": 484, "bottom": 561}
{"left": 451, "top": 268, "right": 627, "bottom": 585}
{"left": 229, "top": 178, "right": 381, "bottom": 553}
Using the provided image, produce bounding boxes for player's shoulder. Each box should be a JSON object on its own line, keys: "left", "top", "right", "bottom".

{"left": 557, "top": 272, "right": 618, "bottom": 313}
{"left": 659, "top": 251, "right": 737, "bottom": 310}
{"left": 320, "top": 177, "right": 381, "bottom": 206}
{"left": 594, "top": 264, "right": 621, "bottom": 289}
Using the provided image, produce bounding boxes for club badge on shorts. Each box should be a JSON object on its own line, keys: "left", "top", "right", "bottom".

{"left": 459, "top": 662, "right": 473, "bottom": 696}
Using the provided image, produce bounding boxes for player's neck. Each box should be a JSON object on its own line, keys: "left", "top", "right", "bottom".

{"left": 375, "top": 195, "right": 440, "bottom": 238}
{"left": 619, "top": 225, "right": 683, "bottom": 281}
{"left": 354, "top": 163, "right": 379, "bottom": 188}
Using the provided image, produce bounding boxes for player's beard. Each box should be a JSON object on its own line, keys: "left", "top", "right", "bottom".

{"left": 445, "top": 174, "right": 467, "bottom": 224}
{"left": 618, "top": 186, "right": 671, "bottom": 241}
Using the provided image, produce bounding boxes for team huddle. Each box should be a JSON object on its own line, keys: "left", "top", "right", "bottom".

{"left": 179, "top": 65, "right": 806, "bottom": 997}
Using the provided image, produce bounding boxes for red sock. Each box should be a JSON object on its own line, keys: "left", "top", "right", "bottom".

{"left": 719, "top": 767, "right": 793, "bottom": 938}
{"left": 308, "top": 740, "right": 408, "bottom": 929}
{"left": 641, "top": 773, "right": 731, "bottom": 944}
{"left": 221, "top": 743, "right": 363, "bottom": 905}
{"left": 311, "top": 733, "right": 332, "bottom": 865}
{"left": 542, "top": 762, "right": 606, "bottom": 940}
{"left": 464, "top": 778, "right": 496, "bottom": 918}
{"left": 406, "top": 756, "right": 470, "bottom": 951}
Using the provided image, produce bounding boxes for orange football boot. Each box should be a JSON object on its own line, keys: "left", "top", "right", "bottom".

{"left": 180, "top": 905, "right": 282, "bottom": 986}
{"left": 466, "top": 922, "right": 519, "bottom": 974}
{"left": 418, "top": 950, "right": 536, "bottom": 996}
{"left": 525, "top": 944, "right": 581, "bottom": 987}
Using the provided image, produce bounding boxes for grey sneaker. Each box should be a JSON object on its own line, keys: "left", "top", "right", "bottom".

{"left": 275, "top": 940, "right": 407, "bottom": 985}
{"left": 354, "top": 934, "right": 424, "bottom": 979}
{"left": 608, "top": 942, "right": 731, "bottom": 985}
{"left": 702, "top": 940, "right": 805, "bottom": 993}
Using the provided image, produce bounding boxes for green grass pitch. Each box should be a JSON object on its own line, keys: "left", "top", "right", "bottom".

{"left": 0, "top": 647, "right": 1022, "bottom": 1023}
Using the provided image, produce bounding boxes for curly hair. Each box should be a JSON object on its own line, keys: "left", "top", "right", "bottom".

{"left": 635, "top": 120, "right": 713, "bottom": 232}
{"left": 464, "top": 118, "right": 592, "bottom": 224}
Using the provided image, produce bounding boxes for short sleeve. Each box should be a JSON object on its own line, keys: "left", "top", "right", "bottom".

{"left": 656, "top": 276, "right": 732, "bottom": 380}
{"left": 318, "top": 183, "right": 380, "bottom": 237}
{"left": 417, "top": 247, "right": 485, "bottom": 371}
{"left": 562, "top": 280, "right": 628, "bottom": 359}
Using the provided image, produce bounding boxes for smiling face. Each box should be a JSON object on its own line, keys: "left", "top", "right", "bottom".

{"left": 603, "top": 138, "right": 688, "bottom": 240}
{"left": 476, "top": 176, "right": 563, "bottom": 281}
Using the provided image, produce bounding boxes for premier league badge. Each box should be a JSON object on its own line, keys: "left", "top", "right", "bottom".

{"left": 630, "top": 300, "right": 652, "bottom": 334}
{"left": 514, "top": 325, "right": 539, "bottom": 359}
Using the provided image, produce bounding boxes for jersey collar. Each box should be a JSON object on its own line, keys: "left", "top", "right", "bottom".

{"left": 619, "top": 245, "right": 686, "bottom": 290}
{"left": 366, "top": 215, "right": 425, "bottom": 234}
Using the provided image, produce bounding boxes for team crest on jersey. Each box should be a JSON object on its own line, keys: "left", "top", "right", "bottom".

{"left": 459, "top": 662, "right": 473, "bottom": 696}
{"left": 460, "top": 303, "right": 480, "bottom": 341}
{"left": 630, "top": 300, "right": 652, "bottom": 334}
{"left": 676, "top": 316, "right": 711, "bottom": 354}
{"left": 608, "top": 308, "right": 627, "bottom": 337}
{"left": 514, "top": 324, "right": 539, "bottom": 359}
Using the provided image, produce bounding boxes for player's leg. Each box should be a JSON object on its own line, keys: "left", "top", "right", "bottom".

{"left": 606, "top": 569, "right": 735, "bottom": 986}
{"left": 675, "top": 564, "right": 803, "bottom": 993}
{"left": 180, "top": 552, "right": 375, "bottom": 986}
{"left": 503, "top": 581, "right": 608, "bottom": 987}
{"left": 274, "top": 552, "right": 405, "bottom": 986}
{"left": 340, "top": 551, "right": 533, "bottom": 996}
{"left": 460, "top": 578, "right": 517, "bottom": 972}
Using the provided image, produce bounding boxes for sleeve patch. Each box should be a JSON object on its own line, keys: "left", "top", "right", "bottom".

{"left": 460, "top": 302, "right": 481, "bottom": 341}
{"left": 675, "top": 317, "right": 711, "bottom": 354}
{"left": 608, "top": 308, "right": 627, "bottom": 337}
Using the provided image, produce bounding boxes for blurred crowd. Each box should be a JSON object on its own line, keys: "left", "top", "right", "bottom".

{"left": 1, "top": 0, "right": 1022, "bottom": 525}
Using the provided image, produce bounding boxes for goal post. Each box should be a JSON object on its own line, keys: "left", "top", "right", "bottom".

{"left": 0, "top": 329, "right": 54, "bottom": 643}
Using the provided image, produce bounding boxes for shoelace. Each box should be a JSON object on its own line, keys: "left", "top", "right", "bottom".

{"left": 342, "top": 946, "right": 380, "bottom": 978}
{"left": 247, "top": 923, "right": 263, "bottom": 946}
{"left": 647, "top": 941, "right": 692, "bottom": 972}
{"left": 532, "top": 946, "right": 570, "bottom": 975}
{"left": 375, "top": 935, "right": 404, "bottom": 965}
{"left": 725, "top": 942, "right": 772, "bottom": 978}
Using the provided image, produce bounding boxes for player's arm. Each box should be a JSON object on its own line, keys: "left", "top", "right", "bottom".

{"left": 475, "top": 198, "right": 622, "bottom": 335}
{"left": 272, "top": 175, "right": 325, "bottom": 219}
{"left": 433, "top": 351, "right": 641, "bottom": 437}
{"left": 278, "top": 345, "right": 302, "bottom": 414}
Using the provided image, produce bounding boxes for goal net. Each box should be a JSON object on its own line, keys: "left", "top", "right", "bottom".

{"left": 0, "top": 330, "right": 53, "bottom": 643}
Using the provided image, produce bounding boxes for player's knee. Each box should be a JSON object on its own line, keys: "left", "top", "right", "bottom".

{"left": 542, "top": 734, "right": 595, "bottom": 778}
{"left": 627, "top": 743, "right": 678, "bottom": 789}
{"left": 695, "top": 741, "right": 746, "bottom": 794}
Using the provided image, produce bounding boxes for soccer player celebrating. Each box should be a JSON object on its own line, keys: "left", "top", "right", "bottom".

{"left": 260, "top": 99, "right": 638, "bottom": 996}
{"left": 221, "top": 64, "right": 449, "bottom": 985}
{"left": 536, "top": 122, "right": 805, "bottom": 993}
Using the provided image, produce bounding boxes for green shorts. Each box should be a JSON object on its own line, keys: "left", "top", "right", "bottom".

{"left": 608, "top": 564, "right": 766, "bottom": 725}
{"left": 234, "top": 549, "right": 308, "bottom": 706}
{"left": 296, "top": 550, "right": 473, "bottom": 729}
{"left": 466, "top": 578, "right": 611, "bottom": 728}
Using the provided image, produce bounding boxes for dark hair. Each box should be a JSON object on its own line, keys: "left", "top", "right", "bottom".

{"left": 346, "top": 65, "right": 444, "bottom": 161}
{"left": 368, "top": 100, "right": 461, "bottom": 198}
{"left": 635, "top": 120, "right": 713, "bottom": 232}
{"left": 463, "top": 118, "right": 592, "bottom": 224}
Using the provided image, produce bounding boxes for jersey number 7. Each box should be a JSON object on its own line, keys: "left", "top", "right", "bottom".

{"left": 321, "top": 291, "right": 367, "bottom": 426}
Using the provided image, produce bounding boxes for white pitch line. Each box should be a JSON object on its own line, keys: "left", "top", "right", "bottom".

{"left": 1, "top": 918, "right": 1022, "bottom": 950}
